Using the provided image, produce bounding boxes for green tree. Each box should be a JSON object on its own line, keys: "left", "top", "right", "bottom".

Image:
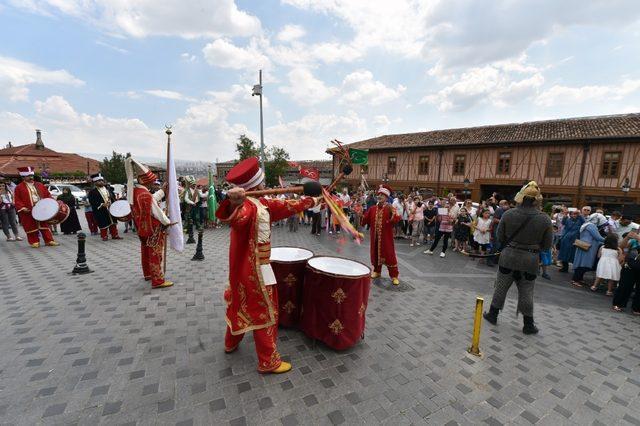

{"left": 264, "top": 146, "right": 290, "bottom": 187}
{"left": 100, "top": 151, "right": 130, "bottom": 184}
{"left": 236, "top": 134, "right": 259, "bottom": 160}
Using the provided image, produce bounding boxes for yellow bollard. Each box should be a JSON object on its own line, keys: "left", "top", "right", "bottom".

{"left": 468, "top": 297, "right": 484, "bottom": 357}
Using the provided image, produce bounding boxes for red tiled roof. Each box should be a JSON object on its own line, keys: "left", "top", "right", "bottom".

{"left": 340, "top": 113, "right": 640, "bottom": 151}
{"left": 0, "top": 144, "right": 101, "bottom": 177}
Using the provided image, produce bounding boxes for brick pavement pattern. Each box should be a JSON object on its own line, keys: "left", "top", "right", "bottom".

{"left": 1, "top": 219, "right": 640, "bottom": 425}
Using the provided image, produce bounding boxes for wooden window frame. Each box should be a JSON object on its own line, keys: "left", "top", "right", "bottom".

{"left": 387, "top": 156, "right": 397, "bottom": 175}
{"left": 545, "top": 152, "right": 565, "bottom": 178}
{"left": 453, "top": 154, "right": 466, "bottom": 176}
{"left": 418, "top": 155, "right": 429, "bottom": 175}
{"left": 496, "top": 151, "right": 511, "bottom": 174}
{"left": 601, "top": 151, "right": 622, "bottom": 178}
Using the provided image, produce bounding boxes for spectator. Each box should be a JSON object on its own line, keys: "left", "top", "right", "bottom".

{"left": 591, "top": 234, "right": 622, "bottom": 295}
{"left": 198, "top": 185, "right": 209, "bottom": 228}
{"left": 424, "top": 199, "right": 454, "bottom": 258}
{"left": 539, "top": 247, "right": 552, "bottom": 280}
{"left": 612, "top": 232, "right": 640, "bottom": 314}
{"left": 310, "top": 200, "right": 322, "bottom": 236}
{"left": 615, "top": 215, "right": 635, "bottom": 239}
{"left": 607, "top": 211, "right": 621, "bottom": 235}
{"left": 453, "top": 206, "right": 471, "bottom": 252}
{"left": 58, "top": 187, "right": 82, "bottom": 235}
{"left": 0, "top": 181, "right": 22, "bottom": 241}
{"left": 392, "top": 195, "right": 407, "bottom": 238}
{"left": 83, "top": 188, "right": 99, "bottom": 235}
{"left": 557, "top": 209, "right": 584, "bottom": 272}
{"left": 423, "top": 201, "right": 437, "bottom": 244}
{"left": 409, "top": 196, "right": 425, "bottom": 247}
{"left": 486, "top": 200, "right": 510, "bottom": 267}
{"left": 473, "top": 209, "right": 492, "bottom": 258}
{"left": 581, "top": 205, "right": 592, "bottom": 220}
{"left": 571, "top": 213, "right": 607, "bottom": 287}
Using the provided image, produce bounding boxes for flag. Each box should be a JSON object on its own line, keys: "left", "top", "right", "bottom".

{"left": 299, "top": 167, "right": 319, "bottom": 181}
{"left": 207, "top": 167, "right": 217, "bottom": 221}
{"left": 288, "top": 161, "right": 299, "bottom": 168}
{"left": 321, "top": 187, "right": 363, "bottom": 244}
{"left": 349, "top": 148, "right": 368, "bottom": 165}
{"left": 166, "top": 140, "right": 184, "bottom": 252}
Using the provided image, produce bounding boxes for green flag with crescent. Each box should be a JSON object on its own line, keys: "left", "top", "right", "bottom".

{"left": 349, "top": 148, "right": 368, "bottom": 165}
{"left": 207, "top": 167, "right": 218, "bottom": 221}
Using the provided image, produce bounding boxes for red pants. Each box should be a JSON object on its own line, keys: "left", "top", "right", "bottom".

{"left": 85, "top": 212, "right": 98, "bottom": 233}
{"left": 100, "top": 224, "right": 119, "bottom": 240}
{"left": 17, "top": 211, "right": 54, "bottom": 245}
{"left": 139, "top": 235, "right": 165, "bottom": 286}
{"left": 225, "top": 285, "right": 282, "bottom": 372}
{"left": 373, "top": 263, "right": 399, "bottom": 279}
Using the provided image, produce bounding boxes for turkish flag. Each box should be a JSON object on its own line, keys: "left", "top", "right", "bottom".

{"left": 299, "top": 167, "right": 319, "bottom": 181}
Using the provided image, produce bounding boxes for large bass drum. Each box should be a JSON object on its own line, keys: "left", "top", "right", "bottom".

{"left": 300, "top": 256, "right": 371, "bottom": 350}
{"left": 32, "top": 198, "right": 69, "bottom": 225}
{"left": 109, "top": 200, "right": 132, "bottom": 222}
{"left": 270, "top": 247, "right": 314, "bottom": 328}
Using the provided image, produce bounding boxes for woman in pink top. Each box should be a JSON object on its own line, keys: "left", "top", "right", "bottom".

{"left": 410, "top": 196, "right": 426, "bottom": 247}
{"left": 424, "top": 199, "right": 454, "bottom": 258}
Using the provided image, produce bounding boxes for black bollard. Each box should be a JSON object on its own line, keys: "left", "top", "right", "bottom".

{"left": 72, "top": 232, "right": 93, "bottom": 274}
{"left": 186, "top": 214, "right": 195, "bottom": 244}
{"left": 191, "top": 229, "right": 205, "bottom": 261}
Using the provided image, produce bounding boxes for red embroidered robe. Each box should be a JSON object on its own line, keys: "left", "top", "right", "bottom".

{"left": 216, "top": 196, "right": 315, "bottom": 335}
{"left": 14, "top": 181, "right": 55, "bottom": 241}
{"left": 362, "top": 203, "right": 401, "bottom": 270}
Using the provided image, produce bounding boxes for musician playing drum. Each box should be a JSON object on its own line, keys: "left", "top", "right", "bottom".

{"left": 88, "top": 173, "right": 122, "bottom": 241}
{"left": 216, "top": 157, "right": 319, "bottom": 374}
{"left": 13, "top": 166, "right": 59, "bottom": 248}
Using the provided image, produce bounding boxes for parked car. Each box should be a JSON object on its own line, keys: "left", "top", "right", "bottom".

{"left": 47, "top": 184, "right": 87, "bottom": 207}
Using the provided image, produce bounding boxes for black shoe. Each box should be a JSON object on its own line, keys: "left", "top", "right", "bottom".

{"left": 559, "top": 268, "right": 568, "bottom": 273}
{"left": 483, "top": 305, "right": 499, "bottom": 325}
{"left": 523, "top": 316, "right": 539, "bottom": 335}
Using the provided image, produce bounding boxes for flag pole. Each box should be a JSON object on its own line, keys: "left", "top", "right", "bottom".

{"left": 163, "top": 126, "right": 172, "bottom": 276}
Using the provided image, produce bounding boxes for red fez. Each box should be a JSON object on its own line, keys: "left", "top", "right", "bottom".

{"left": 17, "top": 166, "right": 35, "bottom": 177}
{"left": 378, "top": 184, "right": 392, "bottom": 197}
{"left": 226, "top": 157, "right": 264, "bottom": 189}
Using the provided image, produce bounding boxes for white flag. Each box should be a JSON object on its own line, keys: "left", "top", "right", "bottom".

{"left": 166, "top": 140, "right": 184, "bottom": 252}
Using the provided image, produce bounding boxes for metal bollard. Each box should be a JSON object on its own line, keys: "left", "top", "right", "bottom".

{"left": 467, "top": 297, "right": 483, "bottom": 356}
{"left": 72, "top": 232, "right": 93, "bottom": 275}
{"left": 191, "top": 229, "right": 205, "bottom": 261}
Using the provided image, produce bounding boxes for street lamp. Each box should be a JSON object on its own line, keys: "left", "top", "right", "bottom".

{"left": 463, "top": 178, "right": 471, "bottom": 199}
{"left": 252, "top": 70, "right": 266, "bottom": 170}
{"left": 622, "top": 177, "right": 630, "bottom": 213}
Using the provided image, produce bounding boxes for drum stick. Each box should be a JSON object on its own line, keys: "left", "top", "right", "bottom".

{"left": 245, "top": 186, "right": 304, "bottom": 197}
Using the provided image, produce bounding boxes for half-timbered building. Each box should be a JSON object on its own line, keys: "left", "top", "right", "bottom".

{"left": 332, "top": 113, "right": 640, "bottom": 210}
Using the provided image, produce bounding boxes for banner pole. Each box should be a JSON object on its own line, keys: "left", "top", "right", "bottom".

{"left": 163, "top": 127, "right": 171, "bottom": 276}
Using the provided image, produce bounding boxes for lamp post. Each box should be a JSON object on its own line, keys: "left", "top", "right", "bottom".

{"left": 252, "top": 70, "right": 266, "bottom": 170}
{"left": 463, "top": 178, "right": 471, "bottom": 200}
{"left": 621, "top": 177, "right": 630, "bottom": 214}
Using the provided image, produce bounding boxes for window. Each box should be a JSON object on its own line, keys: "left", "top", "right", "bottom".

{"left": 453, "top": 155, "right": 465, "bottom": 175}
{"left": 546, "top": 153, "right": 564, "bottom": 177}
{"left": 361, "top": 164, "right": 368, "bottom": 174}
{"left": 601, "top": 151, "right": 622, "bottom": 178}
{"left": 387, "top": 156, "right": 397, "bottom": 174}
{"left": 418, "top": 155, "right": 429, "bottom": 175}
{"left": 496, "top": 152, "right": 511, "bottom": 174}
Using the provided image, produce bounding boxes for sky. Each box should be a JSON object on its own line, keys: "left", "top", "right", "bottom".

{"left": 1, "top": 0, "right": 640, "bottom": 163}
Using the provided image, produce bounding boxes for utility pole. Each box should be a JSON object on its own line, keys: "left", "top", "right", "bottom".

{"left": 252, "top": 70, "right": 266, "bottom": 170}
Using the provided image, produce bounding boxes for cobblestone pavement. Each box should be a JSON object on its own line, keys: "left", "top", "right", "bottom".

{"left": 1, "top": 218, "right": 640, "bottom": 425}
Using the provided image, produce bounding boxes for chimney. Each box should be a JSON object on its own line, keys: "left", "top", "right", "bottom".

{"left": 35, "top": 129, "right": 44, "bottom": 150}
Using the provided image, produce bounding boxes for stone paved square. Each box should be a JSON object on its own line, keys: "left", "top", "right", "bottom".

{"left": 1, "top": 217, "right": 640, "bottom": 425}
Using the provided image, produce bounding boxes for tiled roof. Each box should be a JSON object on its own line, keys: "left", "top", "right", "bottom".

{"left": 341, "top": 113, "right": 640, "bottom": 151}
{"left": 0, "top": 144, "right": 101, "bottom": 177}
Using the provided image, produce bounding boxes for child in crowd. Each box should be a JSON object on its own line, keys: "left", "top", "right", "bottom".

{"left": 592, "top": 234, "right": 623, "bottom": 296}
{"left": 473, "top": 209, "right": 492, "bottom": 258}
{"left": 453, "top": 207, "right": 471, "bottom": 252}
{"left": 539, "top": 248, "right": 552, "bottom": 280}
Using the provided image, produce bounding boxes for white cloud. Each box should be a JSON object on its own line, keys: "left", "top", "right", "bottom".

{"left": 266, "top": 110, "right": 368, "bottom": 158}
{"left": 340, "top": 70, "right": 405, "bottom": 106}
{"left": 535, "top": 79, "right": 640, "bottom": 107}
{"left": 95, "top": 40, "right": 129, "bottom": 54}
{"left": 144, "top": 90, "right": 196, "bottom": 102}
{"left": 279, "top": 68, "right": 338, "bottom": 106}
{"left": 202, "top": 38, "right": 270, "bottom": 70}
{"left": 9, "top": 0, "right": 261, "bottom": 39}
{"left": 0, "top": 55, "right": 84, "bottom": 102}
{"left": 277, "top": 24, "right": 306, "bottom": 42}
{"left": 180, "top": 52, "right": 197, "bottom": 62}
{"left": 373, "top": 115, "right": 390, "bottom": 126}
{"left": 206, "top": 84, "right": 261, "bottom": 112}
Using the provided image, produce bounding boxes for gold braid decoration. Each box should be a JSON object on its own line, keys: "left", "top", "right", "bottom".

{"left": 146, "top": 225, "right": 165, "bottom": 248}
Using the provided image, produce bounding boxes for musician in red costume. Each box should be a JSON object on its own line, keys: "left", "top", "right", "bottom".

{"left": 13, "top": 166, "right": 58, "bottom": 248}
{"left": 361, "top": 185, "right": 401, "bottom": 285}
{"left": 216, "top": 157, "right": 318, "bottom": 374}
{"left": 126, "top": 157, "right": 173, "bottom": 289}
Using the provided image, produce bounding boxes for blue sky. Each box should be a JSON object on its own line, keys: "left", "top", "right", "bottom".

{"left": 1, "top": 0, "right": 639, "bottom": 162}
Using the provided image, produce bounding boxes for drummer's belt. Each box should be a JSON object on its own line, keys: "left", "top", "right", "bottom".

{"left": 257, "top": 242, "right": 271, "bottom": 265}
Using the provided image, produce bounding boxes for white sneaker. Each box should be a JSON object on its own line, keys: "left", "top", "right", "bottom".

{"left": 424, "top": 249, "right": 433, "bottom": 255}
{"left": 416, "top": 242, "right": 421, "bottom": 246}
{"left": 440, "top": 252, "right": 446, "bottom": 258}
{"left": 410, "top": 243, "right": 414, "bottom": 247}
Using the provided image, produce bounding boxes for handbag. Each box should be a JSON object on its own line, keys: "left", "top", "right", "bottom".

{"left": 573, "top": 239, "right": 591, "bottom": 251}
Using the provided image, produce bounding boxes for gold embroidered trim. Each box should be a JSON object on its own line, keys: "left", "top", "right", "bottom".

{"left": 358, "top": 303, "right": 366, "bottom": 317}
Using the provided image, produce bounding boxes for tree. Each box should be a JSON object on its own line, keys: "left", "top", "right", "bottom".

{"left": 100, "top": 151, "right": 130, "bottom": 184}
{"left": 264, "top": 146, "right": 290, "bottom": 187}
{"left": 236, "top": 134, "right": 259, "bottom": 161}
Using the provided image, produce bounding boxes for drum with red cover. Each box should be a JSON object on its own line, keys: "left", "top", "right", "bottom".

{"left": 270, "top": 247, "right": 314, "bottom": 328}
{"left": 300, "top": 256, "right": 371, "bottom": 350}
{"left": 32, "top": 198, "right": 70, "bottom": 225}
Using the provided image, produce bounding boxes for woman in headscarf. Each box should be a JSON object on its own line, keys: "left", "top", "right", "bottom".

{"left": 571, "top": 213, "right": 606, "bottom": 287}
{"left": 58, "top": 187, "right": 82, "bottom": 234}
{"left": 557, "top": 209, "right": 584, "bottom": 272}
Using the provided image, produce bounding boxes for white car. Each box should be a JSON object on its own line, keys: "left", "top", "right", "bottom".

{"left": 48, "top": 184, "right": 87, "bottom": 207}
